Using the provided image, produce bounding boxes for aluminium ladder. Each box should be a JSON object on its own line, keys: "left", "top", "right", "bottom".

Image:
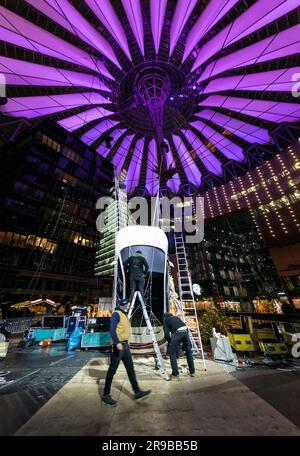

{"left": 174, "top": 232, "right": 207, "bottom": 370}
{"left": 128, "top": 291, "right": 170, "bottom": 380}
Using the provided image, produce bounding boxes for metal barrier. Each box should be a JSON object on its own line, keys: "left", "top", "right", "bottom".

{"left": 0, "top": 317, "right": 42, "bottom": 334}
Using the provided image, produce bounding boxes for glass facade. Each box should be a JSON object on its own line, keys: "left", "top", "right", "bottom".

{"left": 186, "top": 212, "right": 282, "bottom": 311}
{"left": 95, "top": 170, "right": 136, "bottom": 276}
{"left": 0, "top": 120, "right": 114, "bottom": 310}
{"left": 202, "top": 145, "right": 300, "bottom": 247}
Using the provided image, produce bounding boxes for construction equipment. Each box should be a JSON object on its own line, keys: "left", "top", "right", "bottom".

{"left": 254, "top": 322, "right": 288, "bottom": 357}
{"left": 174, "top": 232, "right": 206, "bottom": 370}
{"left": 128, "top": 291, "right": 170, "bottom": 380}
{"left": 227, "top": 316, "right": 258, "bottom": 354}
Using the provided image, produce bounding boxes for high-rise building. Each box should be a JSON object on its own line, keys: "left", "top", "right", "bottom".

{"left": 95, "top": 170, "right": 136, "bottom": 277}
{"left": 201, "top": 144, "right": 300, "bottom": 310}
{"left": 186, "top": 212, "right": 282, "bottom": 311}
{"left": 0, "top": 120, "right": 114, "bottom": 311}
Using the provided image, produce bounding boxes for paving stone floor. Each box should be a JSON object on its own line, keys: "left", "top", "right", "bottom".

{"left": 14, "top": 357, "right": 300, "bottom": 436}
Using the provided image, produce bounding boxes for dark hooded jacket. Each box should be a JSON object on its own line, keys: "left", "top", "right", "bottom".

{"left": 163, "top": 315, "right": 187, "bottom": 343}
{"left": 123, "top": 252, "right": 149, "bottom": 279}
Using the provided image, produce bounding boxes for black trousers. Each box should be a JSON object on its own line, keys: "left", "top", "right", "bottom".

{"left": 169, "top": 330, "right": 195, "bottom": 377}
{"left": 129, "top": 276, "right": 144, "bottom": 302}
{"left": 103, "top": 342, "right": 140, "bottom": 396}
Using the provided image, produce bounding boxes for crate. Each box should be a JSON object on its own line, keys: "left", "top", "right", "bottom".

{"left": 81, "top": 332, "right": 111, "bottom": 349}
{"left": 29, "top": 327, "right": 65, "bottom": 342}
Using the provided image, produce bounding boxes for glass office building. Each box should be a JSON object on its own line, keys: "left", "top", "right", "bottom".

{"left": 0, "top": 120, "right": 114, "bottom": 311}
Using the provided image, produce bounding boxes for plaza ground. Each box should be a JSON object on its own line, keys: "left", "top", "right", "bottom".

{"left": 1, "top": 343, "right": 300, "bottom": 436}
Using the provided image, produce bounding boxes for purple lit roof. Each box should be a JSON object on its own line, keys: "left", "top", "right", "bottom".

{"left": 2, "top": 93, "right": 110, "bottom": 119}
{"left": 172, "top": 135, "right": 202, "bottom": 185}
{"left": 97, "top": 128, "right": 127, "bottom": 158}
{"left": 169, "top": 0, "right": 198, "bottom": 56}
{"left": 192, "top": 0, "right": 300, "bottom": 71}
{"left": 183, "top": 0, "right": 239, "bottom": 62}
{"left": 199, "top": 95, "right": 300, "bottom": 123}
{"left": 0, "top": 56, "right": 110, "bottom": 92}
{"left": 150, "top": 0, "right": 167, "bottom": 54}
{"left": 190, "top": 120, "right": 244, "bottom": 161}
{"left": 165, "top": 140, "right": 181, "bottom": 193}
{"left": 121, "top": 0, "right": 145, "bottom": 56}
{"left": 114, "top": 134, "right": 136, "bottom": 174}
{"left": 125, "top": 138, "right": 144, "bottom": 193}
{"left": 184, "top": 130, "right": 223, "bottom": 175}
{"left": 196, "top": 110, "right": 271, "bottom": 144}
{"left": 85, "top": 0, "right": 131, "bottom": 61}
{"left": 203, "top": 67, "right": 300, "bottom": 94}
{"left": 198, "top": 23, "right": 300, "bottom": 82}
{"left": 81, "top": 120, "right": 119, "bottom": 146}
{"left": 0, "top": 0, "right": 299, "bottom": 195}
{"left": 58, "top": 107, "right": 113, "bottom": 132}
{"left": 0, "top": 6, "right": 115, "bottom": 77}
{"left": 26, "top": 0, "right": 121, "bottom": 68}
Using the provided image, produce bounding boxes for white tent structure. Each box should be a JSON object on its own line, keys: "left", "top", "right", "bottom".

{"left": 114, "top": 226, "right": 169, "bottom": 349}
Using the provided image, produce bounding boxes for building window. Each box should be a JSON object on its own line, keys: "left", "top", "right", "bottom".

{"left": 73, "top": 233, "right": 93, "bottom": 247}
{"left": 63, "top": 146, "right": 83, "bottom": 165}
{"left": 42, "top": 134, "right": 61, "bottom": 153}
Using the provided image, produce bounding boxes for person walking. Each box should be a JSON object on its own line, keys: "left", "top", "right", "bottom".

{"left": 102, "top": 299, "right": 151, "bottom": 406}
{"left": 123, "top": 250, "right": 149, "bottom": 303}
{"left": 163, "top": 312, "right": 195, "bottom": 380}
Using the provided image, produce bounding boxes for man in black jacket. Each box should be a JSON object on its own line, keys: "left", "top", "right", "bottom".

{"left": 123, "top": 250, "right": 149, "bottom": 303}
{"left": 163, "top": 312, "right": 195, "bottom": 380}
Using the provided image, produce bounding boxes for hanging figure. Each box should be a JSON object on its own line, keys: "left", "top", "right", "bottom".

{"left": 123, "top": 250, "right": 149, "bottom": 303}
{"left": 102, "top": 299, "right": 151, "bottom": 406}
{"left": 163, "top": 312, "right": 195, "bottom": 380}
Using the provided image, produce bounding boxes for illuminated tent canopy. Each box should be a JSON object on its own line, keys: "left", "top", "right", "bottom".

{"left": 1, "top": 0, "right": 300, "bottom": 194}
{"left": 10, "top": 298, "right": 58, "bottom": 314}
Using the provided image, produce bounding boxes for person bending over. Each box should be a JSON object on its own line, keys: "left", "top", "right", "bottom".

{"left": 163, "top": 312, "right": 195, "bottom": 380}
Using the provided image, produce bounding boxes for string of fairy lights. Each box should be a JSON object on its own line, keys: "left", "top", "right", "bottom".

{"left": 202, "top": 143, "right": 300, "bottom": 242}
